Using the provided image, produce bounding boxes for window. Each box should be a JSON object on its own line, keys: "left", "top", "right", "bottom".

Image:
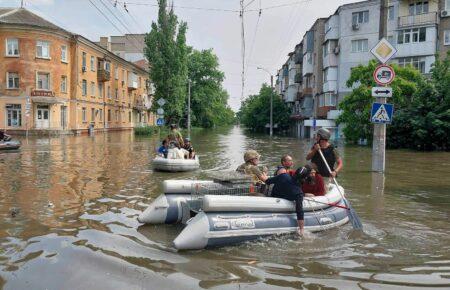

{"left": 307, "top": 53, "right": 312, "bottom": 64}
{"left": 122, "top": 89, "right": 125, "bottom": 100}
{"left": 129, "top": 111, "right": 131, "bottom": 122}
{"left": 90, "top": 82, "right": 95, "bottom": 96}
{"left": 409, "top": 1, "right": 428, "bottom": 16}
{"left": 388, "top": 6, "right": 394, "bottom": 21}
{"left": 122, "top": 70, "right": 126, "bottom": 82}
{"left": 90, "top": 56, "right": 95, "bottom": 71}
{"left": 352, "top": 11, "right": 369, "bottom": 25}
{"left": 36, "top": 41, "right": 50, "bottom": 58}
{"left": 82, "top": 52, "right": 87, "bottom": 69}
{"left": 115, "top": 110, "right": 119, "bottom": 121}
{"left": 82, "top": 107, "right": 87, "bottom": 122}
{"left": 351, "top": 39, "right": 368, "bottom": 52}
{"left": 319, "top": 93, "right": 337, "bottom": 107}
{"left": 99, "top": 109, "right": 103, "bottom": 121}
{"left": 82, "top": 79, "right": 87, "bottom": 96}
{"left": 37, "top": 72, "right": 50, "bottom": 90}
{"left": 115, "top": 67, "right": 119, "bottom": 79}
{"left": 61, "top": 75, "right": 67, "bottom": 93}
{"left": 98, "top": 83, "right": 103, "bottom": 98}
{"left": 7, "top": 72, "right": 19, "bottom": 89}
{"left": 398, "top": 28, "right": 426, "bottom": 44}
{"left": 91, "top": 108, "right": 95, "bottom": 122}
{"left": 115, "top": 88, "right": 119, "bottom": 100}
{"left": 446, "top": 0, "right": 450, "bottom": 10}
{"left": 61, "top": 45, "right": 68, "bottom": 62}
{"left": 6, "top": 104, "right": 22, "bottom": 127}
{"left": 444, "top": 30, "right": 450, "bottom": 46}
{"left": 105, "top": 62, "right": 111, "bottom": 72}
{"left": 108, "top": 109, "right": 111, "bottom": 122}
{"left": 323, "top": 69, "right": 329, "bottom": 83}
{"left": 6, "top": 38, "right": 19, "bottom": 56}
{"left": 107, "top": 85, "right": 111, "bottom": 99}
{"left": 398, "top": 57, "right": 426, "bottom": 73}
{"left": 387, "top": 35, "right": 395, "bottom": 45}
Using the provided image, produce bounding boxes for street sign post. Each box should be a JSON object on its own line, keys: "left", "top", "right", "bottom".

{"left": 157, "top": 98, "right": 166, "bottom": 106}
{"left": 156, "top": 118, "right": 165, "bottom": 126}
{"left": 370, "top": 38, "right": 397, "bottom": 64}
{"left": 373, "top": 65, "right": 395, "bottom": 86}
{"left": 156, "top": 108, "right": 164, "bottom": 115}
{"left": 371, "top": 103, "right": 394, "bottom": 124}
{"left": 372, "top": 87, "right": 392, "bottom": 97}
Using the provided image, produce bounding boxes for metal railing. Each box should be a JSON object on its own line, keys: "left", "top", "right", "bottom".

{"left": 398, "top": 12, "right": 437, "bottom": 28}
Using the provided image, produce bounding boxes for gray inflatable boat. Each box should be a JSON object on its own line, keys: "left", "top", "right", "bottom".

{"left": 138, "top": 180, "right": 350, "bottom": 250}
{"left": 0, "top": 140, "right": 21, "bottom": 150}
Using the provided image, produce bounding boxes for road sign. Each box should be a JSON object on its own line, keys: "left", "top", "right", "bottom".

{"left": 157, "top": 98, "right": 166, "bottom": 106}
{"left": 371, "top": 38, "right": 397, "bottom": 64}
{"left": 156, "top": 118, "right": 165, "bottom": 126}
{"left": 157, "top": 108, "right": 164, "bottom": 115}
{"left": 372, "top": 87, "right": 392, "bottom": 97}
{"left": 373, "top": 65, "right": 395, "bottom": 86}
{"left": 371, "top": 103, "right": 394, "bottom": 124}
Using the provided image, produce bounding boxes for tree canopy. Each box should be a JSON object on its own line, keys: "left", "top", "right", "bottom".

{"left": 238, "top": 84, "right": 291, "bottom": 132}
{"left": 337, "top": 53, "right": 450, "bottom": 150}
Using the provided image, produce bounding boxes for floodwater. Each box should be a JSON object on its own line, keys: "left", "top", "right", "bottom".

{"left": 1, "top": 126, "right": 450, "bottom": 290}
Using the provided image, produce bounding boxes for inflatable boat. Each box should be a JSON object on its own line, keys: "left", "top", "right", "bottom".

{"left": 152, "top": 156, "right": 200, "bottom": 172}
{"left": 0, "top": 140, "right": 21, "bottom": 150}
{"left": 138, "top": 179, "right": 350, "bottom": 250}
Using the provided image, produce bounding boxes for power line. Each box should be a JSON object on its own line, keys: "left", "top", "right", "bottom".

{"left": 240, "top": 0, "right": 246, "bottom": 101}
{"left": 111, "top": 0, "right": 240, "bottom": 13}
{"left": 246, "top": 0, "right": 261, "bottom": 71}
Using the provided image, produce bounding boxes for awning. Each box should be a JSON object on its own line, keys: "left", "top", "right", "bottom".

{"left": 31, "top": 96, "right": 66, "bottom": 104}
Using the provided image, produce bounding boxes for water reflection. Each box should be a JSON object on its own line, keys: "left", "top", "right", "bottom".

{"left": 1, "top": 127, "right": 450, "bottom": 289}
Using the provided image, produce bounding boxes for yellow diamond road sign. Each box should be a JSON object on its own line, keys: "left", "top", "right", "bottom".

{"left": 370, "top": 38, "right": 397, "bottom": 64}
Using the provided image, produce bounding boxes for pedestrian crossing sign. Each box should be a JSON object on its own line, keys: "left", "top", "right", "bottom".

{"left": 371, "top": 103, "right": 394, "bottom": 124}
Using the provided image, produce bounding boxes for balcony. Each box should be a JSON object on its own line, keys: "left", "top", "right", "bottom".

{"left": 295, "top": 72, "right": 302, "bottom": 84}
{"left": 285, "top": 84, "right": 300, "bottom": 103}
{"left": 303, "top": 87, "right": 313, "bottom": 96}
{"left": 294, "top": 53, "right": 303, "bottom": 64}
{"left": 97, "top": 69, "right": 110, "bottom": 82}
{"left": 128, "top": 73, "right": 138, "bottom": 90}
{"left": 398, "top": 12, "right": 437, "bottom": 28}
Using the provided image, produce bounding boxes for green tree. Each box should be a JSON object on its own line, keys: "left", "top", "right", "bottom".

{"left": 144, "top": 0, "right": 189, "bottom": 123}
{"left": 187, "top": 49, "right": 235, "bottom": 127}
{"left": 238, "top": 84, "right": 290, "bottom": 133}
{"left": 337, "top": 60, "right": 422, "bottom": 144}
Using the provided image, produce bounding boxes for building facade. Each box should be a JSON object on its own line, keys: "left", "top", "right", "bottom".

{"left": 438, "top": 0, "right": 450, "bottom": 59}
{"left": 0, "top": 8, "right": 155, "bottom": 134}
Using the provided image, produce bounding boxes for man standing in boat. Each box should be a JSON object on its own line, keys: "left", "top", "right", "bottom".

{"left": 167, "top": 124, "right": 184, "bottom": 148}
{"left": 236, "top": 150, "right": 268, "bottom": 185}
{"left": 306, "top": 128, "right": 342, "bottom": 184}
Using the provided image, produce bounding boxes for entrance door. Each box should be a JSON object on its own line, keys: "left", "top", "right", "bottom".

{"left": 61, "top": 106, "right": 67, "bottom": 129}
{"left": 36, "top": 105, "right": 50, "bottom": 128}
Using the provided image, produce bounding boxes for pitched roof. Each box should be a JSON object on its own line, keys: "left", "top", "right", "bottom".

{"left": 0, "top": 8, "right": 68, "bottom": 33}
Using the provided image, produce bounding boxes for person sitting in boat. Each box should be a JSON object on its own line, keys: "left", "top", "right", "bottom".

{"left": 157, "top": 139, "right": 169, "bottom": 158}
{"left": 183, "top": 138, "right": 195, "bottom": 159}
{"left": 264, "top": 166, "right": 308, "bottom": 235}
{"left": 306, "top": 128, "right": 342, "bottom": 182}
{"left": 167, "top": 124, "right": 184, "bottom": 148}
{"left": 236, "top": 150, "right": 268, "bottom": 185}
{"left": 300, "top": 164, "right": 326, "bottom": 197}
{"left": 274, "top": 154, "right": 295, "bottom": 176}
{"left": 0, "top": 130, "right": 11, "bottom": 142}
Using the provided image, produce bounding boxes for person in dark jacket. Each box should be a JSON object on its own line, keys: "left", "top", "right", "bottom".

{"left": 265, "top": 167, "right": 309, "bottom": 235}
{"left": 0, "top": 130, "right": 11, "bottom": 142}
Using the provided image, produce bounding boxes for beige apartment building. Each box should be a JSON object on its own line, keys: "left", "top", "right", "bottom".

{"left": 0, "top": 8, "right": 155, "bottom": 134}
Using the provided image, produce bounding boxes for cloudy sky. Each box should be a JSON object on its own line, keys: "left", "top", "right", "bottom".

{"left": 1, "top": 0, "right": 356, "bottom": 110}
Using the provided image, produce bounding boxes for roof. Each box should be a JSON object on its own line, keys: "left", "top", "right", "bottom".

{"left": 0, "top": 8, "right": 68, "bottom": 33}
{"left": 133, "top": 59, "right": 149, "bottom": 70}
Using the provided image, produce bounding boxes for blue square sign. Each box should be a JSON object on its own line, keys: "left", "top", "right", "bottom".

{"left": 371, "top": 103, "right": 394, "bottom": 124}
{"left": 156, "top": 118, "right": 165, "bottom": 126}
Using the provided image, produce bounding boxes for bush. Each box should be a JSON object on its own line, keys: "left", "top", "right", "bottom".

{"left": 134, "top": 126, "right": 160, "bottom": 136}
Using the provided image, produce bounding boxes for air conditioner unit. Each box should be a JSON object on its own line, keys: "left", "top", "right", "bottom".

{"left": 352, "top": 23, "right": 360, "bottom": 30}
{"left": 441, "top": 10, "right": 449, "bottom": 18}
{"left": 82, "top": 66, "right": 87, "bottom": 73}
{"left": 334, "top": 46, "right": 340, "bottom": 55}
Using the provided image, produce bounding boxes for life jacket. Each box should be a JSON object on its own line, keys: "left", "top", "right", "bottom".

{"left": 311, "top": 145, "right": 336, "bottom": 177}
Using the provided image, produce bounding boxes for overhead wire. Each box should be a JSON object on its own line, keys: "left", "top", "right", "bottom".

{"left": 240, "top": 0, "right": 246, "bottom": 101}
{"left": 245, "top": 0, "right": 261, "bottom": 73}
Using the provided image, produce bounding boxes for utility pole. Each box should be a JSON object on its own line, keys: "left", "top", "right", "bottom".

{"left": 257, "top": 67, "right": 274, "bottom": 137}
{"left": 372, "top": 0, "right": 389, "bottom": 172}
{"left": 187, "top": 80, "right": 191, "bottom": 139}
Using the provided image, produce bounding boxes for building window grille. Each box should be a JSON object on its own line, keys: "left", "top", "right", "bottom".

{"left": 6, "top": 104, "right": 22, "bottom": 127}
{"left": 6, "top": 38, "right": 19, "bottom": 56}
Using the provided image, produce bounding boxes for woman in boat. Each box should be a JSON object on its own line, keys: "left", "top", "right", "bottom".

{"left": 301, "top": 164, "right": 326, "bottom": 197}
{"left": 264, "top": 167, "right": 309, "bottom": 235}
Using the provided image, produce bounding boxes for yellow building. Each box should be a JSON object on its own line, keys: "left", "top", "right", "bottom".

{"left": 0, "top": 8, "right": 155, "bottom": 134}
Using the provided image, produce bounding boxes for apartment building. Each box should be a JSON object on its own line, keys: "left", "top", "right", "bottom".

{"left": 0, "top": 8, "right": 155, "bottom": 134}
{"left": 97, "top": 34, "right": 146, "bottom": 63}
{"left": 438, "top": 0, "right": 450, "bottom": 59}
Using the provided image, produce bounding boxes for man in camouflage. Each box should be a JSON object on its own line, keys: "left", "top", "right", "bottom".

{"left": 236, "top": 150, "right": 268, "bottom": 185}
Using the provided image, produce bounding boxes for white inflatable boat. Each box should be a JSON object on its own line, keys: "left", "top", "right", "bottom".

{"left": 152, "top": 156, "right": 200, "bottom": 172}
{"left": 138, "top": 179, "right": 350, "bottom": 250}
{"left": 0, "top": 140, "right": 21, "bottom": 150}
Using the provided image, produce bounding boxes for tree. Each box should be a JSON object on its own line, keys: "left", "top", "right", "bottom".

{"left": 145, "top": 0, "right": 189, "bottom": 123}
{"left": 238, "top": 84, "right": 290, "bottom": 133}
{"left": 187, "top": 49, "right": 235, "bottom": 127}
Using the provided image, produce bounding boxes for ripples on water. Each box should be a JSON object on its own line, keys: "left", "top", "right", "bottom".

{"left": 1, "top": 126, "right": 450, "bottom": 289}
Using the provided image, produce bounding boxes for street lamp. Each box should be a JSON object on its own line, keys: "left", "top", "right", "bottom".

{"left": 257, "top": 66, "right": 274, "bottom": 137}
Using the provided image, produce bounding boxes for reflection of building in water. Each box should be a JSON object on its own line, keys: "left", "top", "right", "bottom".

{"left": 0, "top": 8, "right": 155, "bottom": 135}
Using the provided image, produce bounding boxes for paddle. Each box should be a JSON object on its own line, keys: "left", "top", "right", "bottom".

{"left": 317, "top": 148, "right": 363, "bottom": 230}
{"left": 303, "top": 197, "right": 349, "bottom": 210}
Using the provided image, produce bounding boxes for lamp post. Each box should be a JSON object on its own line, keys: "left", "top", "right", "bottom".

{"left": 257, "top": 67, "right": 273, "bottom": 137}
{"left": 187, "top": 79, "right": 191, "bottom": 139}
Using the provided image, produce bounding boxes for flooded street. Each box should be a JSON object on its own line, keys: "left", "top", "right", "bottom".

{"left": 1, "top": 126, "right": 450, "bottom": 289}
